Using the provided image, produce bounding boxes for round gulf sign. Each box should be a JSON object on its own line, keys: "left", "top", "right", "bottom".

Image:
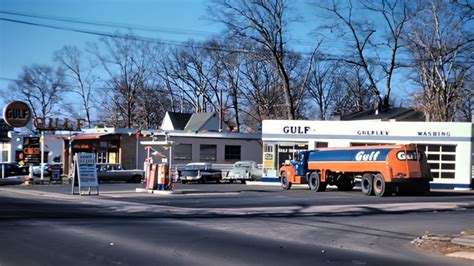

{"left": 3, "top": 101, "right": 31, "bottom": 127}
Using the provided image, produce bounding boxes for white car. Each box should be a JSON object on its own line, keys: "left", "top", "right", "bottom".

{"left": 224, "top": 161, "right": 262, "bottom": 184}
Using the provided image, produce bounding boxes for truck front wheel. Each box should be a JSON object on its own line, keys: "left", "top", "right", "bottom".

{"left": 309, "top": 172, "right": 326, "bottom": 192}
{"left": 281, "top": 172, "right": 292, "bottom": 190}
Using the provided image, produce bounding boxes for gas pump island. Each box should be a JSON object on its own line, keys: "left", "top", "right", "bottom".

{"left": 140, "top": 136, "right": 176, "bottom": 193}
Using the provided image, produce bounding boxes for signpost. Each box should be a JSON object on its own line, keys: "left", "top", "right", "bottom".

{"left": 71, "top": 153, "right": 99, "bottom": 195}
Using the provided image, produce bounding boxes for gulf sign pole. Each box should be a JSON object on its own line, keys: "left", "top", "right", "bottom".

{"left": 40, "top": 131, "right": 45, "bottom": 182}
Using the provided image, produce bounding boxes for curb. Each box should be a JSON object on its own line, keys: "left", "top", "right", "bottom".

{"left": 446, "top": 251, "right": 474, "bottom": 260}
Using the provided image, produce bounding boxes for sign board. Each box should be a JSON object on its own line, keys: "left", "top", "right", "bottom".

{"left": 50, "top": 164, "right": 62, "bottom": 183}
{"left": 263, "top": 152, "right": 275, "bottom": 169}
{"left": 23, "top": 137, "right": 41, "bottom": 164}
{"left": 71, "top": 153, "right": 99, "bottom": 195}
{"left": 3, "top": 101, "right": 31, "bottom": 127}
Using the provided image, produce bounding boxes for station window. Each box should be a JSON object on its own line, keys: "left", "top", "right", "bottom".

{"left": 97, "top": 152, "right": 107, "bottom": 163}
{"left": 315, "top": 142, "right": 328, "bottom": 148}
{"left": 200, "top": 144, "right": 217, "bottom": 162}
{"left": 264, "top": 144, "right": 274, "bottom": 153}
{"left": 350, "top": 142, "right": 392, "bottom": 146}
{"left": 225, "top": 145, "right": 241, "bottom": 161}
{"left": 174, "top": 144, "right": 192, "bottom": 160}
{"left": 418, "top": 144, "right": 456, "bottom": 179}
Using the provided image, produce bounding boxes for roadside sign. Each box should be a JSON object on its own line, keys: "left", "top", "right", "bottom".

{"left": 50, "top": 164, "right": 62, "bottom": 183}
{"left": 71, "top": 153, "right": 99, "bottom": 195}
{"left": 3, "top": 101, "right": 31, "bottom": 127}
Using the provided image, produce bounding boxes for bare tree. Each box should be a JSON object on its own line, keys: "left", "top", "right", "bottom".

{"left": 135, "top": 84, "right": 170, "bottom": 129}
{"left": 9, "top": 64, "right": 65, "bottom": 120}
{"left": 54, "top": 45, "right": 98, "bottom": 128}
{"left": 407, "top": 0, "right": 473, "bottom": 121}
{"left": 306, "top": 59, "right": 339, "bottom": 120}
{"left": 319, "top": 0, "right": 414, "bottom": 110}
{"left": 333, "top": 64, "right": 374, "bottom": 116}
{"left": 239, "top": 52, "right": 287, "bottom": 125}
{"left": 89, "top": 33, "right": 158, "bottom": 128}
{"left": 210, "top": 0, "right": 300, "bottom": 119}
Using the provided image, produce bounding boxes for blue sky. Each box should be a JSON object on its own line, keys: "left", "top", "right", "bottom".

{"left": 1, "top": 0, "right": 411, "bottom": 109}
{"left": 0, "top": 0, "right": 221, "bottom": 96}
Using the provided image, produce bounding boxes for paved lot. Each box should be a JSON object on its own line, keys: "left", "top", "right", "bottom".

{"left": 1, "top": 183, "right": 473, "bottom": 265}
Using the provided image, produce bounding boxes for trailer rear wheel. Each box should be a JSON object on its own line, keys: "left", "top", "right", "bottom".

{"left": 373, "top": 174, "right": 389, "bottom": 197}
{"left": 361, "top": 174, "right": 374, "bottom": 196}
{"left": 281, "top": 172, "right": 291, "bottom": 190}
{"left": 309, "top": 172, "right": 326, "bottom": 192}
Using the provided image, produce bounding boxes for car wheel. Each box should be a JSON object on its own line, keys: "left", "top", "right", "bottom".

{"left": 240, "top": 180, "right": 246, "bottom": 184}
{"left": 181, "top": 180, "right": 187, "bottom": 184}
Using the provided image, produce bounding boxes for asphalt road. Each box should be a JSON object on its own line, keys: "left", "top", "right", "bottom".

{"left": 1, "top": 183, "right": 473, "bottom": 266}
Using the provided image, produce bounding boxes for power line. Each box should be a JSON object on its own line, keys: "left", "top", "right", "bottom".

{"left": 0, "top": 10, "right": 219, "bottom": 38}
{"left": 0, "top": 17, "right": 250, "bottom": 54}
{"left": 1, "top": 14, "right": 472, "bottom": 64}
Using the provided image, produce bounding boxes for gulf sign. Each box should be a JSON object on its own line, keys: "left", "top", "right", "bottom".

{"left": 3, "top": 101, "right": 31, "bottom": 127}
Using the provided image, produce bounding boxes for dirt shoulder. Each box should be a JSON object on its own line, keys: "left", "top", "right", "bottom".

{"left": 412, "top": 231, "right": 474, "bottom": 260}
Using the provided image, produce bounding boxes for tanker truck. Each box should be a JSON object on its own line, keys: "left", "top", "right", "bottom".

{"left": 279, "top": 144, "right": 432, "bottom": 197}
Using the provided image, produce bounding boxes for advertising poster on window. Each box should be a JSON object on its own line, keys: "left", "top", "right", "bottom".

{"left": 263, "top": 152, "right": 275, "bottom": 169}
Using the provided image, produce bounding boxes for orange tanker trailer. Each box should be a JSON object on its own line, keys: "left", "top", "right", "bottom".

{"left": 279, "top": 144, "right": 432, "bottom": 197}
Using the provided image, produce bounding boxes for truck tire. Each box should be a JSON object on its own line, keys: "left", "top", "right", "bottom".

{"left": 373, "top": 173, "right": 390, "bottom": 197}
{"left": 309, "top": 172, "right": 326, "bottom": 192}
{"left": 361, "top": 174, "right": 374, "bottom": 196}
{"left": 281, "top": 172, "right": 292, "bottom": 190}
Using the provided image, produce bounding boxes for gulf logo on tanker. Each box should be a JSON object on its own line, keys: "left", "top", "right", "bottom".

{"left": 355, "top": 151, "right": 381, "bottom": 161}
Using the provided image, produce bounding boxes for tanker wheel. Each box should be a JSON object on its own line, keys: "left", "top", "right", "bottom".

{"left": 373, "top": 173, "right": 389, "bottom": 197}
{"left": 309, "top": 172, "right": 326, "bottom": 192}
{"left": 281, "top": 172, "right": 292, "bottom": 190}
{"left": 361, "top": 174, "right": 374, "bottom": 196}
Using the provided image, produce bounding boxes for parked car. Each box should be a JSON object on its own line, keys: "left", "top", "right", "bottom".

{"left": 32, "top": 163, "right": 63, "bottom": 177}
{"left": 96, "top": 163, "right": 144, "bottom": 183}
{"left": 223, "top": 161, "right": 262, "bottom": 184}
{"left": 0, "top": 163, "right": 29, "bottom": 178}
{"left": 178, "top": 162, "right": 222, "bottom": 184}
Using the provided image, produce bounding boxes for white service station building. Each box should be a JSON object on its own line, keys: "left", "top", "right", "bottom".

{"left": 261, "top": 120, "right": 473, "bottom": 190}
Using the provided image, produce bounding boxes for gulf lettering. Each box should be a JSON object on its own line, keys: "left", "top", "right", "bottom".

{"left": 355, "top": 151, "right": 381, "bottom": 161}
{"left": 283, "top": 126, "right": 310, "bottom": 134}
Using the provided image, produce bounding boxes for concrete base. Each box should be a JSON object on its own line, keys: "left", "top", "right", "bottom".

{"left": 135, "top": 187, "right": 180, "bottom": 195}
